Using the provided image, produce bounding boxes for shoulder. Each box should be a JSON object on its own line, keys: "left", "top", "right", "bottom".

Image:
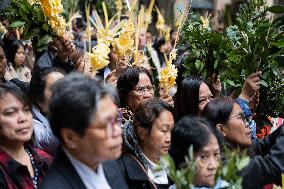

{"left": 40, "top": 167, "right": 71, "bottom": 189}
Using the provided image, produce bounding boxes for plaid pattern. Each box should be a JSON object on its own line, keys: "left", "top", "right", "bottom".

{"left": 0, "top": 145, "right": 52, "bottom": 189}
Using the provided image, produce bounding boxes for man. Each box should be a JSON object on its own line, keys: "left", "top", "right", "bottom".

{"left": 40, "top": 73, "right": 128, "bottom": 189}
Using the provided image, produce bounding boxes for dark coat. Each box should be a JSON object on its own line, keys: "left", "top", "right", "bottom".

{"left": 116, "top": 154, "right": 171, "bottom": 189}
{"left": 242, "top": 124, "right": 284, "bottom": 188}
{"left": 40, "top": 148, "right": 129, "bottom": 189}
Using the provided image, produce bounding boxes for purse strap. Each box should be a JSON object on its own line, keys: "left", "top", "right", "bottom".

{"left": 126, "top": 154, "right": 158, "bottom": 189}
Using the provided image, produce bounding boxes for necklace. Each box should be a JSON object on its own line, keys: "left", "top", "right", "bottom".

{"left": 25, "top": 148, "right": 39, "bottom": 189}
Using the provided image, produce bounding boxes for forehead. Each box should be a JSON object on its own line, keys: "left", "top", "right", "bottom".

{"left": 201, "top": 135, "right": 219, "bottom": 152}
{"left": 231, "top": 103, "right": 242, "bottom": 114}
{"left": 136, "top": 73, "right": 151, "bottom": 86}
{"left": 0, "top": 93, "right": 23, "bottom": 109}
{"left": 199, "top": 82, "right": 211, "bottom": 96}
{"left": 95, "top": 95, "right": 116, "bottom": 120}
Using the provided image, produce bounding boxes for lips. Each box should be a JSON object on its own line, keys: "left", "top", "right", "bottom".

{"left": 16, "top": 127, "right": 30, "bottom": 134}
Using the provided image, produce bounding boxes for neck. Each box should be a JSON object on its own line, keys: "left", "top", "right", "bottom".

{"left": 66, "top": 147, "right": 99, "bottom": 171}
{"left": 141, "top": 148, "right": 160, "bottom": 164}
{"left": 0, "top": 142, "right": 26, "bottom": 159}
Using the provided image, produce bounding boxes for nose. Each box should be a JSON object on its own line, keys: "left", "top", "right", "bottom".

{"left": 207, "top": 156, "right": 219, "bottom": 170}
{"left": 18, "top": 110, "right": 29, "bottom": 123}
{"left": 112, "top": 122, "right": 122, "bottom": 138}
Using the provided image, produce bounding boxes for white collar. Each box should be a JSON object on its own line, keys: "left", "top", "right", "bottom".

{"left": 63, "top": 148, "right": 111, "bottom": 189}
{"left": 142, "top": 153, "right": 168, "bottom": 184}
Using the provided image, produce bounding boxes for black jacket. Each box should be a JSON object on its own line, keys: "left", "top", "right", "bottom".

{"left": 40, "top": 148, "right": 129, "bottom": 189}
{"left": 116, "top": 154, "right": 171, "bottom": 189}
{"left": 242, "top": 124, "right": 284, "bottom": 188}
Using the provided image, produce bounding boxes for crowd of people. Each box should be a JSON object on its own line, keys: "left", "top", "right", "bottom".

{"left": 0, "top": 1, "right": 283, "bottom": 189}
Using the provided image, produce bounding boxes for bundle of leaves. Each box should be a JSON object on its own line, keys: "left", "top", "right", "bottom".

{"left": 1, "top": 0, "right": 58, "bottom": 52}
{"left": 180, "top": 0, "right": 284, "bottom": 116}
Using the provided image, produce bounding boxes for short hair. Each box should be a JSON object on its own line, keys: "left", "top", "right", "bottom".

{"left": 5, "top": 39, "right": 24, "bottom": 66}
{"left": 0, "top": 83, "right": 31, "bottom": 110}
{"left": 202, "top": 97, "right": 236, "bottom": 127}
{"left": 174, "top": 77, "right": 204, "bottom": 120}
{"left": 30, "top": 67, "right": 65, "bottom": 106}
{"left": 133, "top": 98, "right": 174, "bottom": 144}
{"left": 117, "top": 66, "right": 153, "bottom": 107}
{"left": 48, "top": 73, "right": 115, "bottom": 142}
{"left": 170, "top": 116, "right": 217, "bottom": 167}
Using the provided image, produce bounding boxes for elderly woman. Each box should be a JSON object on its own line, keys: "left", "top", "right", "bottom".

{"left": 170, "top": 116, "right": 228, "bottom": 189}
{"left": 202, "top": 97, "right": 284, "bottom": 189}
{"left": 0, "top": 83, "right": 52, "bottom": 189}
{"left": 117, "top": 66, "right": 173, "bottom": 125}
{"left": 117, "top": 99, "right": 174, "bottom": 189}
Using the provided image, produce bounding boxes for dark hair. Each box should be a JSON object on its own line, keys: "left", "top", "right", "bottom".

{"left": 5, "top": 39, "right": 24, "bottom": 66}
{"left": 174, "top": 77, "right": 204, "bottom": 120}
{"left": 170, "top": 28, "right": 178, "bottom": 37}
{"left": 202, "top": 97, "right": 236, "bottom": 127}
{"left": 170, "top": 116, "right": 217, "bottom": 167}
{"left": 0, "top": 38, "right": 4, "bottom": 50}
{"left": 153, "top": 37, "right": 166, "bottom": 52}
{"left": 117, "top": 66, "right": 153, "bottom": 107}
{"left": 48, "top": 73, "right": 115, "bottom": 142}
{"left": 0, "top": 83, "right": 31, "bottom": 110}
{"left": 30, "top": 67, "right": 65, "bottom": 106}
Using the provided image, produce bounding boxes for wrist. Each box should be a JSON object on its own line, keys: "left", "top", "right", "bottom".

{"left": 238, "top": 92, "right": 250, "bottom": 102}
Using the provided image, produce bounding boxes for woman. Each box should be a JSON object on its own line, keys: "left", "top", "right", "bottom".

{"left": 29, "top": 68, "right": 65, "bottom": 155}
{"left": 117, "top": 99, "right": 174, "bottom": 189}
{"left": 174, "top": 77, "right": 213, "bottom": 120}
{"left": 170, "top": 116, "right": 228, "bottom": 189}
{"left": 5, "top": 39, "right": 31, "bottom": 82}
{"left": 0, "top": 83, "right": 52, "bottom": 189}
{"left": 117, "top": 66, "right": 173, "bottom": 124}
{"left": 202, "top": 97, "right": 284, "bottom": 188}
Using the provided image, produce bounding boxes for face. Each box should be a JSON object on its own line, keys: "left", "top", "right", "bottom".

{"left": 0, "top": 93, "right": 33, "bottom": 145}
{"left": 224, "top": 103, "right": 252, "bottom": 147}
{"left": 14, "top": 45, "right": 25, "bottom": 67}
{"left": 139, "top": 28, "right": 147, "bottom": 50}
{"left": 69, "top": 95, "right": 122, "bottom": 165}
{"left": 146, "top": 32, "right": 152, "bottom": 44}
{"left": 127, "top": 73, "right": 154, "bottom": 111}
{"left": 0, "top": 47, "right": 7, "bottom": 79}
{"left": 171, "top": 30, "right": 178, "bottom": 44}
{"left": 194, "top": 135, "right": 220, "bottom": 187}
{"left": 40, "top": 72, "right": 64, "bottom": 114}
{"left": 140, "top": 110, "right": 174, "bottom": 162}
{"left": 198, "top": 82, "right": 213, "bottom": 114}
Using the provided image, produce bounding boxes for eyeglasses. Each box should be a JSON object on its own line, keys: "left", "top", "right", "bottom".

{"left": 133, "top": 85, "right": 155, "bottom": 95}
{"left": 229, "top": 113, "right": 251, "bottom": 126}
{"left": 90, "top": 112, "right": 122, "bottom": 138}
{"left": 199, "top": 95, "right": 213, "bottom": 105}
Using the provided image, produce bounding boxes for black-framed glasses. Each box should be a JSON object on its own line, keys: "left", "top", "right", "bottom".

{"left": 133, "top": 85, "right": 155, "bottom": 95}
{"left": 229, "top": 113, "right": 251, "bottom": 126}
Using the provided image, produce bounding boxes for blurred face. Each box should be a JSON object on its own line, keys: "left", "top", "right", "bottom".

{"left": 127, "top": 73, "right": 154, "bottom": 111}
{"left": 171, "top": 30, "right": 178, "bottom": 44}
{"left": 224, "top": 103, "right": 252, "bottom": 147}
{"left": 146, "top": 32, "right": 152, "bottom": 44}
{"left": 70, "top": 95, "right": 122, "bottom": 165}
{"left": 194, "top": 135, "right": 220, "bottom": 187}
{"left": 139, "top": 28, "right": 147, "bottom": 50}
{"left": 0, "top": 47, "right": 7, "bottom": 79}
{"left": 14, "top": 45, "right": 25, "bottom": 67}
{"left": 198, "top": 82, "right": 213, "bottom": 114}
{"left": 40, "top": 72, "right": 64, "bottom": 114}
{"left": 0, "top": 93, "right": 33, "bottom": 145}
{"left": 140, "top": 110, "right": 174, "bottom": 162}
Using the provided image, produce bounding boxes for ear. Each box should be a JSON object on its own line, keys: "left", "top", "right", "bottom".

{"left": 60, "top": 128, "right": 81, "bottom": 150}
{"left": 136, "top": 127, "right": 146, "bottom": 142}
{"left": 216, "top": 123, "right": 227, "bottom": 137}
